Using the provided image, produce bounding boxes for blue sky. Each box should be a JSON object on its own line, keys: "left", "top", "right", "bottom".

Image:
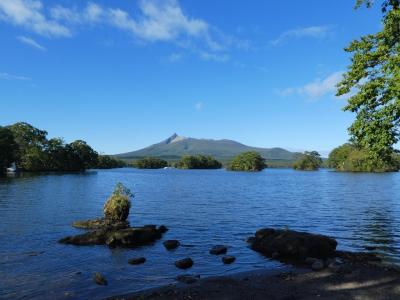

{"left": 0, "top": 0, "right": 382, "bottom": 155}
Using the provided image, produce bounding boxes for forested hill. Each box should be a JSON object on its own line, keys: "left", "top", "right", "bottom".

{"left": 116, "top": 134, "right": 299, "bottom": 160}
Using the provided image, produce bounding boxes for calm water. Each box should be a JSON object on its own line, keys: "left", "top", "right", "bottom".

{"left": 1, "top": 168, "right": 400, "bottom": 299}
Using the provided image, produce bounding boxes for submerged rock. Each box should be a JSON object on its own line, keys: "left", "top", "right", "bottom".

{"left": 94, "top": 272, "right": 108, "bottom": 286}
{"left": 128, "top": 257, "right": 146, "bottom": 265}
{"left": 222, "top": 255, "right": 236, "bottom": 264}
{"left": 209, "top": 245, "right": 228, "bottom": 255}
{"left": 59, "top": 225, "right": 165, "bottom": 248}
{"left": 163, "top": 240, "right": 180, "bottom": 250}
{"left": 175, "top": 258, "right": 194, "bottom": 269}
{"left": 249, "top": 228, "right": 337, "bottom": 260}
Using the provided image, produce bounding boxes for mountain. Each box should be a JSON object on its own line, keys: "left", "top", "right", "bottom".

{"left": 116, "top": 134, "right": 300, "bottom": 161}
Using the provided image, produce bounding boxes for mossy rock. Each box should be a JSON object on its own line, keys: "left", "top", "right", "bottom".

{"left": 72, "top": 218, "right": 129, "bottom": 230}
{"left": 103, "top": 193, "right": 131, "bottom": 222}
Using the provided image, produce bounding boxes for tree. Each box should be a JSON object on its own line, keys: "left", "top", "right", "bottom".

{"left": 328, "top": 143, "right": 398, "bottom": 172}
{"left": 293, "top": 151, "right": 323, "bottom": 171}
{"left": 66, "top": 140, "right": 98, "bottom": 171}
{"left": 0, "top": 126, "right": 18, "bottom": 173}
{"left": 135, "top": 157, "right": 168, "bottom": 169}
{"left": 7, "top": 122, "right": 48, "bottom": 170}
{"left": 175, "top": 155, "right": 222, "bottom": 169}
{"left": 97, "top": 155, "right": 126, "bottom": 169}
{"left": 227, "top": 151, "right": 266, "bottom": 171}
{"left": 336, "top": 0, "right": 400, "bottom": 170}
{"left": 328, "top": 144, "right": 355, "bottom": 169}
{"left": 45, "top": 138, "right": 69, "bottom": 171}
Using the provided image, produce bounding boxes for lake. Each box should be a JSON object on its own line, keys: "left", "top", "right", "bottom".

{"left": 1, "top": 168, "right": 400, "bottom": 299}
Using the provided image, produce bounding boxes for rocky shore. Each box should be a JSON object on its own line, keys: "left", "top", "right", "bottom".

{"left": 107, "top": 228, "right": 400, "bottom": 300}
{"left": 108, "top": 262, "right": 400, "bottom": 300}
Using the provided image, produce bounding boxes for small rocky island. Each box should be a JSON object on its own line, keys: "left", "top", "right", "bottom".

{"left": 59, "top": 183, "right": 167, "bottom": 247}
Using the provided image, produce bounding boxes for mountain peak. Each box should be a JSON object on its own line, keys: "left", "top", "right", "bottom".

{"left": 163, "top": 133, "right": 187, "bottom": 144}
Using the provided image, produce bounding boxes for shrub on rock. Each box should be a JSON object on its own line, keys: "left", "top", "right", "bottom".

{"left": 103, "top": 183, "right": 132, "bottom": 222}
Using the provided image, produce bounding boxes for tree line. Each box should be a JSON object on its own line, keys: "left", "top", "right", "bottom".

{"left": 0, "top": 122, "right": 125, "bottom": 174}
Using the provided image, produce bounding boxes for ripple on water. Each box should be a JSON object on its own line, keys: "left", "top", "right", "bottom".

{"left": 0, "top": 168, "right": 400, "bottom": 299}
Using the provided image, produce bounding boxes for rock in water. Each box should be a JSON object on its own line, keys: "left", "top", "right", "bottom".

{"left": 158, "top": 225, "right": 168, "bottom": 233}
{"left": 72, "top": 218, "right": 129, "bottom": 230}
{"left": 249, "top": 228, "right": 337, "bottom": 259}
{"left": 59, "top": 225, "right": 164, "bottom": 248}
{"left": 209, "top": 245, "right": 228, "bottom": 255}
{"left": 94, "top": 272, "right": 107, "bottom": 285}
{"left": 175, "top": 258, "right": 194, "bottom": 269}
{"left": 103, "top": 183, "right": 132, "bottom": 222}
{"left": 163, "top": 240, "right": 180, "bottom": 250}
{"left": 222, "top": 256, "right": 236, "bottom": 264}
{"left": 128, "top": 257, "right": 146, "bottom": 265}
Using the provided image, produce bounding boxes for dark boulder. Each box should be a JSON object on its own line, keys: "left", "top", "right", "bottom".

{"left": 128, "top": 257, "right": 146, "bottom": 265}
{"left": 158, "top": 225, "right": 168, "bottom": 233}
{"left": 59, "top": 225, "right": 164, "bottom": 248}
{"left": 209, "top": 245, "right": 228, "bottom": 255}
{"left": 249, "top": 228, "right": 337, "bottom": 260}
{"left": 163, "top": 240, "right": 180, "bottom": 250}
{"left": 175, "top": 258, "right": 193, "bottom": 269}
{"left": 222, "top": 255, "right": 236, "bottom": 264}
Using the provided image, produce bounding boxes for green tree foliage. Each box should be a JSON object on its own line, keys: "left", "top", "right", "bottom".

{"left": 97, "top": 155, "right": 126, "bottom": 169}
{"left": 336, "top": 0, "right": 400, "bottom": 169}
{"left": 175, "top": 155, "right": 222, "bottom": 169}
{"left": 67, "top": 140, "right": 99, "bottom": 170}
{"left": 227, "top": 151, "right": 266, "bottom": 171}
{"left": 329, "top": 143, "right": 399, "bottom": 172}
{"left": 135, "top": 157, "right": 168, "bottom": 169}
{"left": 328, "top": 144, "right": 355, "bottom": 169}
{"left": 7, "top": 122, "right": 48, "bottom": 170}
{"left": 293, "top": 151, "right": 323, "bottom": 171}
{"left": 4, "top": 122, "right": 102, "bottom": 172}
{"left": 0, "top": 126, "right": 18, "bottom": 173}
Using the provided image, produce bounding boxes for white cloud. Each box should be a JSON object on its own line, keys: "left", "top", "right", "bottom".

{"left": 46, "top": 0, "right": 220, "bottom": 47}
{"left": 0, "top": 72, "right": 31, "bottom": 80}
{"left": 0, "top": 0, "right": 71, "bottom": 37}
{"left": 16, "top": 35, "right": 46, "bottom": 50}
{"left": 278, "top": 71, "right": 344, "bottom": 99}
{"left": 0, "top": 0, "right": 242, "bottom": 61}
{"left": 270, "top": 26, "right": 331, "bottom": 46}
{"left": 195, "top": 101, "right": 203, "bottom": 111}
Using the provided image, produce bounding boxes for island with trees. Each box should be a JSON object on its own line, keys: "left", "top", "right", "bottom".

{"left": 175, "top": 155, "right": 222, "bottom": 169}
{"left": 0, "top": 122, "right": 125, "bottom": 174}
{"left": 227, "top": 151, "right": 266, "bottom": 172}
{"left": 293, "top": 151, "right": 323, "bottom": 171}
{"left": 134, "top": 157, "right": 168, "bottom": 169}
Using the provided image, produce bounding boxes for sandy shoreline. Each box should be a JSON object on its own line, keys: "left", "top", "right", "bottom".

{"left": 107, "top": 262, "right": 400, "bottom": 300}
